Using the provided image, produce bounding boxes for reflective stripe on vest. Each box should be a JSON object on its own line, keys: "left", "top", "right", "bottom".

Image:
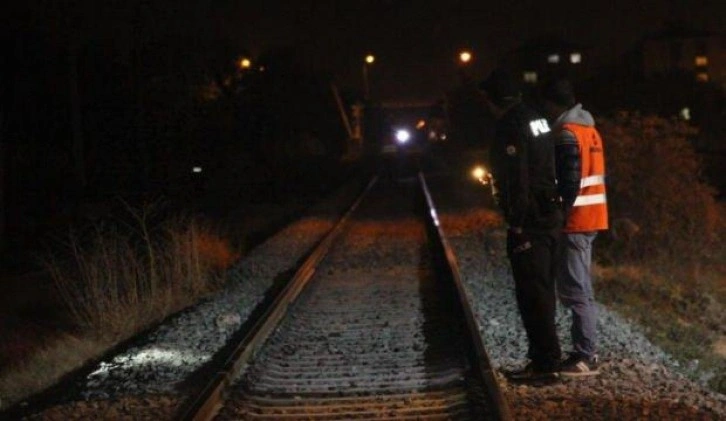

{"left": 560, "top": 123, "right": 609, "bottom": 232}
{"left": 580, "top": 175, "right": 605, "bottom": 188}
{"left": 573, "top": 193, "right": 607, "bottom": 206}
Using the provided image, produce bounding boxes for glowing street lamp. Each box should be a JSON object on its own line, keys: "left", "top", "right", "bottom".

{"left": 239, "top": 57, "right": 251, "bottom": 69}
{"left": 457, "top": 50, "right": 475, "bottom": 84}
{"left": 363, "top": 53, "right": 375, "bottom": 100}
{"left": 459, "top": 50, "right": 472, "bottom": 64}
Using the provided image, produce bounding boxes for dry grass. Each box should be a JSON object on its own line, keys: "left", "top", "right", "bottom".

{"left": 0, "top": 333, "right": 112, "bottom": 409}
{"left": 594, "top": 257, "right": 726, "bottom": 393}
{"left": 0, "top": 205, "right": 241, "bottom": 410}
{"left": 44, "top": 207, "right": 240, "bottom": 339}
{"left": 715, "top": 337, "right": 726, "bottom": 359}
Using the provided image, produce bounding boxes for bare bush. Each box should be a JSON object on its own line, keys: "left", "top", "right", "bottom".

{"left": 598, "top": 112, "right": 721, "bottom": 264}
{"left": 45, "top": 204, "right": 240, "bottom": 340}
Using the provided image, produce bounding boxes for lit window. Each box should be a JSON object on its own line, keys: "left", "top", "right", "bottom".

{"left": 680, "top": 107, "right": 691, "bottom": 121}
{"left": 695, "top": 56, "right": 708, "bottom": 66}
{"left": 570, "top": 52, "right": 582, "bottom": 64}
{"left": 696, "top": 72, "right": 709, "bottom": 82}
{"left": 547, "top": 54, "right": 560, "bottom": 64}
{"left": 523, "top": 71, "right": 538, "bottom": 83}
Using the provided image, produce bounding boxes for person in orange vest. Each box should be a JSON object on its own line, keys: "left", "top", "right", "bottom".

{"left": 541, "top": 78, "right": 609, "bottom": 377}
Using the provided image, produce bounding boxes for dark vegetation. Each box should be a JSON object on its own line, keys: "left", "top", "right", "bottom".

{"left": 0, "top": 2, "right": 364, "bottom": 408}
{"left": 1, "top": 2, "right": 353, "bottom": 271}
{"left": 594, "top": 113, "right": 725, "bottom": 393}
{"left": 579, "top": 64, "right": 726, "bottom": 197}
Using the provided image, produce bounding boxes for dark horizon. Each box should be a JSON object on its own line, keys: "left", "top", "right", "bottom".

{"left": 222, "top": 0, "right": 726, "bottom": 100}
{"left": 5, "top": 1, "right": 726, "bottom": 101}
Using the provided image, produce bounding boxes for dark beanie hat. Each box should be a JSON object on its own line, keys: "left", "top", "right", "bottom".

{"left": 478, "top": 69, "right": 521, "bottom": 105}
{"left": 541, "top": 78, "right": 576, "bottom": 107}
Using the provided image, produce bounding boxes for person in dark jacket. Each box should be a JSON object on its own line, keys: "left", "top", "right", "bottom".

{"left": 479, "top": 69, "right": 563, "bottom": 380}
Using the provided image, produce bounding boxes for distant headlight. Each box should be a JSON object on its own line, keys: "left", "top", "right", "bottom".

{"left": 395, "top": 129, "right": 411, "bottom": 144}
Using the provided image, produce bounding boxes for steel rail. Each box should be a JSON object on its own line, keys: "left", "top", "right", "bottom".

{"left": 418, "top": 171, "right": 513, "bottom": 421}
{"left": 176, "top": 176, "right": 379, "bottom": 421}
{"left": 179, "top": 171, "right": 511, "bottom": 420}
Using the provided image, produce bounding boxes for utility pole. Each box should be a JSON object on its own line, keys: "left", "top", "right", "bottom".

{"left": 362, "top": 54, "right": 375, "bottom": 101}
{"left": 330, "top": 82, "right": 355, "bottom": 157}
{"left": 351, "top": 102, "right": 363, "bottom": 153}
{"left": 0, "top": 110, "right": 5, "bottom": 253}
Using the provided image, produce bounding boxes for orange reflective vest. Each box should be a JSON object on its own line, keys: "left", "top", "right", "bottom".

{"left": 561, "top": 123, "right": 609, "bottom": 232}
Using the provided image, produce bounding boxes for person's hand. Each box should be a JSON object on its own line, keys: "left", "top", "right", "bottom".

{"left": 508, "top": 227, "right": 532, "bottom": 253}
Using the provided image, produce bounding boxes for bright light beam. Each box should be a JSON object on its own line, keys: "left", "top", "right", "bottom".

{"left": 395, "top": 129, "right": 411, "bottom": 144}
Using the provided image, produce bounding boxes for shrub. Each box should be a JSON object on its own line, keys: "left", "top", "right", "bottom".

{"left": 597, "top": 113, "right": 721, "bottom": 265}
{"left": 595, "top": 113, "right": 725, "bottom": 393}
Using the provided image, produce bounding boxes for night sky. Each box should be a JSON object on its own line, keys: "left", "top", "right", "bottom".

{"left": 219, "top": 0, "right": 726, "bottom": 100}
{"left": 5, "top": 1, "right": 725, "bottom": 101}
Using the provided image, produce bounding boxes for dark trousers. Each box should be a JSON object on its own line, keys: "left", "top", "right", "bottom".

{"left": 507, "top": 230, "right": 561, "bottom": 368}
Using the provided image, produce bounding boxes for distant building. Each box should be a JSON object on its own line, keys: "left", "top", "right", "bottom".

{"left": 640, "top": 24, "right": 726, "bottom": 89}
{"left": 497, "top": 27, "right": 726, "bottom": 122}
{"left": 500, "top": 37, "right": 594, "bottom": 87}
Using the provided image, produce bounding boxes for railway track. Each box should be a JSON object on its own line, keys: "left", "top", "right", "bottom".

{"left": 10, "top": 155, "right": 724, "bottom": 421}
{"left": 178, "top": 173, "right": 511, "bottom": 420}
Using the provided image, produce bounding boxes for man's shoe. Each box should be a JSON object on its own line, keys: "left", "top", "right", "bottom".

{"left": 504, "top": 362, "right": 559, "bottom": 381}
{"left": 559, "top": 353, "right": 600, "bottom": 378}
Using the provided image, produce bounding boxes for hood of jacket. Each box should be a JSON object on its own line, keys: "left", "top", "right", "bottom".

{"left": 553, "top": 103, "right": 595, "bottom": 128}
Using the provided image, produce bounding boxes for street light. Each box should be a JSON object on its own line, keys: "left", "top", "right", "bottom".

{"left": 363, "top": 54, "right": 375, "bottom": 100}
{"left": 457, "top": 50, "right": 474, "bottom": 84}
{"left": 459, "top": 50, "right": 472, "bottom": 64}
{"left": 239, "top": 57, "right": 251, "bottom": 69}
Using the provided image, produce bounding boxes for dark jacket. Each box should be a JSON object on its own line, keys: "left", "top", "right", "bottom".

{"left": 490, "top": 102, "right": 563, "bottom": 232}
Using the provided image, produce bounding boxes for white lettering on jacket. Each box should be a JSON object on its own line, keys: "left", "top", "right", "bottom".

{"left": 529, "top": 119, "right": 551, "bottom": 137}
